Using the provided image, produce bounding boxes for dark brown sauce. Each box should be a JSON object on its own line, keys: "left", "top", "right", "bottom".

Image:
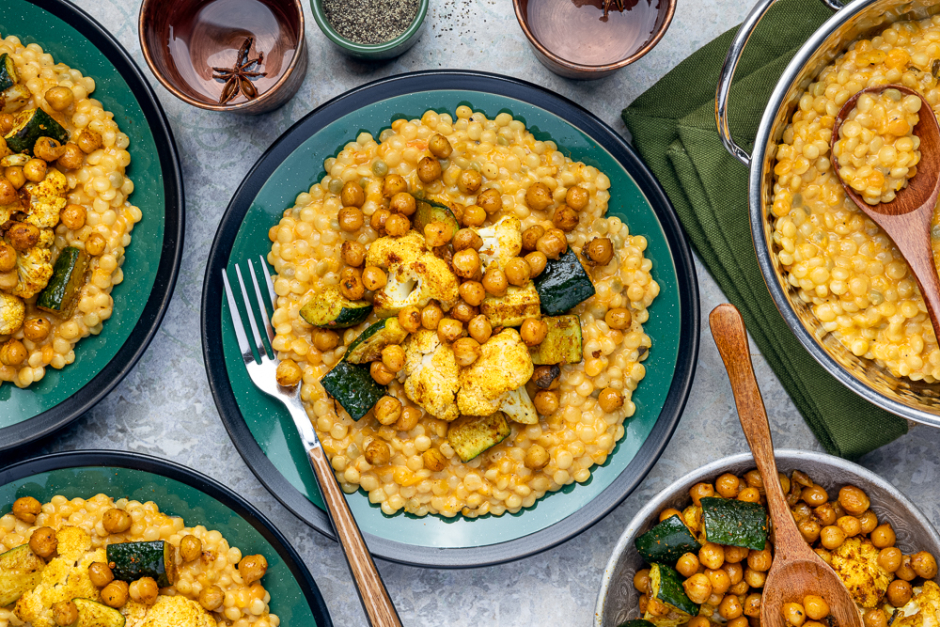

{"left": 526, "top": 0, "right": 663, "bottom": 67}
{"left": 166, "top": 0, "right": 296, "bottom": 105}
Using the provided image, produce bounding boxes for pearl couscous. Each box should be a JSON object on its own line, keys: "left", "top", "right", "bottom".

{"left": 267, "top": 106, "right": 660, "bottom": 518}
{"left": 770, "top": 17, "right": 940, "bottom": 381}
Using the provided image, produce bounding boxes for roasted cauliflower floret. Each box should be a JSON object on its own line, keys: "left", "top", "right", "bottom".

{"left": 0, "top": 292, "right": 25, "bottom": 335}
{"left": 22, "top": 169, "right": 67, "bottom": 229}
{"left": 15, "top": 545, "right": 104, "bottom": 627}
{"left": 830, "top": 537, "right": 892, "bottom": 608}
{"left": 402, "top": 329, "right": 460, "bottom": 422}
{"left": 476, "top": 216, "right": 522, "bottom": 269}
{"left": 892, "top": 581, "right": 940, "bottom": 627}
{"left": 366, "top": 232, "right": 459, "bottom": 317}
{"left": 457, "top": 329, "right": 534, "bottom": 419}
{"left": 136, "top": 595, "right": 218, "bottom": 627}
{"left": 11, "top": 244, "right": 53, "bottom": 298}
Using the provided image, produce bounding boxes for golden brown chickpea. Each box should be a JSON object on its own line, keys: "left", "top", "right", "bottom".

{"left": 910, "top": 551, "right": 938, "bottom": 578}
{"left": 385, "top": 213, "right": 411, "bottom": 237}
{"left": 44, "top": 86, "right": 75, "bottom": 112}
{"left": 12, "top": 496, "right": 41, "bottom": 523}
{"left": 522, "top": 226, "right": 545, "bottom": 252}
{"left": 814, "top": 548, "right": 832, "bottom": 565}
{"left": 482, "top": 266, "right": 508, "bottom": 297}
{"left": 659, "top": 508, "right": 682, "bottom": 522}
{"left": 468, "top": 315, "right": 492, "bottom": 344}
{"left": 838, "top": 485, "right": 870, "bottom": 516}
{"left": 801, "top": 484, "right": 828, "bottom": 507}
{"left": 690, "top": 482, "right": 715, "bottom": 507}
{"left": 340, "top": 181, "right": 365, "bottom": 207}
{"left": 813, "top": 503, "right": 836, "bottom": 526}
{"left": 60, "top": 204, "right": 87, "bottom": 230}
{"left": 552, "top": 205, "right": 579, "bottom": 232}
{"left": 805, "top": 621, "right": 828, "bottom": 627}
{"left": 533, "top": 389, "right": 559, "bottom": 415}
{"left": 524, "top": 251, "right": 547, "bottom": 278}
{"left": 340, "top": 275, "right": 365, "bottom": 300}
{"left": 887, "top": 580, "right": 913, "bottom": 607}
{"left": 85, "top": 233, "right": 107, "bottom": 256}
{"left": 858, "top": 510, "right": 878, "bottom": 534}
{"left": 683, "top": 573, "right": 713, "bottom": 605}
{"left": 383, "top": 174, "right": 408, "bottom": 197}
{"left": 803, "top": 595, "right": 829, "bottom": 621}
{"left": 536, "top": 229, "right": 568, "bottom": 259}
{"left": 423, "top": 448, "right": 448, "bottom": 472}
{"left": 200, "top": 584, "right": 225, "bottom": 611}
{"left": 745, "top": 567, "right": 766, "bottom": 588}
{"left": 398, "top": 306, "right": 422, "bottom": 333}
{"left": 381, "top": 345, "right": 406, "bottom": 373}
{"left": 458, "top": 170, "right": 483, "bottom": 195}
{"left": 134, "top": 577, "right": 159, "bottom": 605}
{"left": 565, "top": 186, "right": 589, "bottom": 210}
{"left": 737, "top": 486, "right": 761, "bottom": 503}
{"left": 687, "top": 617, "right": 710, "bottom": 627}
{"left": 365, "top": 439, "right": 392, "bottom": 465}
{"left": 338, "top": 207, "right": 364, "bottom": 233}
{"left": 102, "top": 580, "right": 129, "bottom": 608}
{"left": 798, "top": 518, "right": 821, "bottom": 544}
{"left": 719, "top": 594, "right": 744, "bottom": 621}
{"left": 23, "top": 317, "right": 51, "bottom": 343}
{"left": 743, "top": 469, "right": 763, "bottom": 489}
{"left": 458, "top": 281, "right": 486, "bottom": 307}
{"left": 782, "top": 602, "right": 806, "bottom": 627}
{"left": 520, "top": 318, "right": 548, "bottom": 346}
{"left": 313, "top": 329, "right": 340, "bottom": 352}
{"left": 0, "top": 177, "right": 15, "bottom": 205}
{"left": 29, "top": 526, "right": 57, "bottom": 559}
{"left": 179, "top": 535, "right": 202, "bottom": 562}
{"left": 871, "top": 523, "right": 896, "bottom": 548}
{"left": 461, "top": 204, "right": 486, "bottom": 227}
{"left": 339, "top": 264, "right": 362, "bottom": 284}
{"left": 420, "top": 301, "right": 444, "bottom": 330}
{"left": 676, "top": 552, "right": 700, "bottom": 578}
{"left": 477, "top": 188, "right": 502, "bottom": 215}
{"left": 0, "top": 113, "right": 12, "bottom": 135}
{"left": 452, "top": 248, "right": 481, "bottom": 279}
{"left": 744, "top": 593, "right": 762, "bottom": 618}
{"left": 747, "top": 547, "right": 772, "bottom": 571}
{"left": 428, "top": 134, "right": 453, "bottom": 159}
{"left": 525, "top": 182, "right": 554, "bottom": 211}
{"left": 586, "top": 238, "right": 614, "bottom": 265}
{"left": 647, "top": 597, "right": 667, "bottom": 616}
{"left": 531, "top": 364, "right": 560, "bottom": 390}
{"left": 361, "top": 266, "right": 387, "bottom": 292}
{"left": 633, "top": 568, "right": 651, "bottom": 594}
{"left": 598, "top": 388, "right": 625, "bottom": 413}
{"left": 605, "top": 308, "right": 633, "bottom": 330}
{"left": 505, "top": 258, "right": 531, "bottom": 287}
{"left": 793, "top": 502, "right": 812, "bottom": 521}
{"left": 77, "top": 128, "right": 103, "bottom": 153}
{"left": 699, "top": 542, "right": 725, "bottom": 570}
{"left": 5, "top": 166, "right": 25, "bottom": 189}
{"left": 451, "top": 300, "right": 478, "bottom": 323}
{"left": 820, "top": 525, "right": 846, "bottom": 550}
{"left": 52, "top": 600, "right": 78, "bottom": 626}
{"left": 88, "top": 562, "right": 115, "bottom": 588}
{"left": 8, "top": 222, "right": 40, "bottom": 250}
{"left": 453, "top": 228, "right": 483, "bottom": 251}
{"left": 57, "top": 143, "right": 84, "bottom": 171}
{"left": 836, "top": 515, "right": 861, "bottom": 537}
{"left": 395, "top": 406, "right": 422, "bottom": 431}
{"left": 417, "top": 156, "right": 442, "bottom": 183}
{"left": 716, "top": 473, "right": 741, "bottom": 498}
{"left": 370, "top": 361, "right": 396, "bottom": 386}
{"left": 103, "top": 508, "right": 132, "bottom": 533}
{"left": 341, "top": 240, "right": 366, "bottom": 267}
{"left": 437, "top": 318, "right": 464, "bottom": 343}
{"left": 878, "top": 547, "right": 902, "bottom": 573}
{"left": 34, "top": 137, "right": 65, "bottom": 162}
{"left": 424, "top": 221, "right": 453, "bottom": 247}
{"left": 728, "top": 616, "right": 749, "bottom": 627}
{"left": 390, "top": 192, "right": 417, "bottom": 216}
{"left": 725, "top": 546, "right": 749, "bottom": 565}
{"left": 238, "top": 554, "right": 269, "bottom": 584}
{"left": 896, "top": 555, "right": 917, "bottom": 581}
{"left": 23, "top": 158, "right": 46, "bottom": 182}
{"left": 520, "top": 444, "right": 548, "bottom": 471}
{"left": 452, "top": 337, "right": 481, "bottom": 367}
{"left": 371, "top": 208, "right": 391, "bottom": 233}
{"left": 864, "top": 609, "right": 888, "bottom": 627}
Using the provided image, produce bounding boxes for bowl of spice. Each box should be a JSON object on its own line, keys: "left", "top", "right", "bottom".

{"left": 138, "top": 0, "right": 307, "bottom": 114}
{"left": 513, "top": 0, "right": 677, "bottom": 80}
{"left": 311, "top": 0, "right": 428, "bottom": 60}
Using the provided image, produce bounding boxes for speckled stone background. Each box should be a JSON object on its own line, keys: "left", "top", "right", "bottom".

{"left": 7, "top": 0, "right": 940, "bottom": 625}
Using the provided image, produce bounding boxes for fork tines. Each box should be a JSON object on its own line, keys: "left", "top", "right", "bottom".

{"left": 222, "top": 255, "right": 278, "bottom": 365}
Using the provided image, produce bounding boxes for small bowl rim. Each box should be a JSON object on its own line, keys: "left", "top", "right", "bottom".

{"left": 137, "top": 0, "right": 307, "bottom": 113}
{"left": 512, "top": 0, "right": 677, "bottom": 73}
{"left": 309, "top": 0, "right": 429, "bottom": 55}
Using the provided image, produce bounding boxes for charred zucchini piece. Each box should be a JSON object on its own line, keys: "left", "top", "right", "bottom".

{"left": 345, "top": 318, "right": 408, "bottom": 364}
{"left": 635, "top": 515, "right": 702, "bottom": 566}
{"left": 73, "top": 598, "right": 125, "bottom": 627}
{"left": 37, "top": 247, "right": 89, "bottom": 316}
{"left": 700, "top": 497, "right": 768, "bottom": 550}
{"left": 530, "top": 315, "right": 583, "bottom": 365}
{"left": 480, "top": 283, "right": 540, "bottom": 327}
{"left": 447, "top": 412, "right": 511, "bottom": 462}
{"left": 0, "top": 544, "right": 45, "bottom": 606}
{"left": 644, "top": 563, "right": 698, "bottom": 625}
{"left": 534, "top": 247, "right": 596, "bottom": 316}
{"left": 106, "top": 541, "right": 176, "bottom": 588}
{"left": 299, "top": 285, "right": 371, "bottom": 328}
{"left": 321, "top": 360, "right": 386, "bottom": 421}
{"left": 0, "top": 54, "right": 17, "bottom": 93}
{"left": 413, "top": 198, "right": 460, "bottom": 235}
{"left": 4, "top": 108, "right": 69, "bottom": 154}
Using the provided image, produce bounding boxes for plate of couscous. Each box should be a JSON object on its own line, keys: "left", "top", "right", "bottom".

{"left": 201, "top": 71, "right": 699, "bottom": 568}
{"left": 0, "top": 0, "right": 184, "bottom": 452}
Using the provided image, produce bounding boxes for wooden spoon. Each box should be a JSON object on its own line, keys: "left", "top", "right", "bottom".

{"left": 709, "top": 304, "right": 862, "bottom": 627}
{"left": 831, "top": 85, "right": 940, "bottom": 343}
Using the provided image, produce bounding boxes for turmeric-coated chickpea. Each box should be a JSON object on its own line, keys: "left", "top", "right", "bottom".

{"left": 871, "top": 523, "right": 896, "bottom": 548}
{"left": 23, "top": 158, "right": 47, "bottom": 182}
{"left": 0, "top": 177, "right": 15, "bottom": 205}
{"left": 690, "top": 482, "right": 715, "bottom": 506}
{"left": 340, "top": 181, "right": 365, "bottom": 207}
{"left": 199, "top": 585, "right": 225, "bottom": 611}
{"left": 716, "top": 473, "right": 741, "bottom": 498}
{"left": 837, "top": 515, "right": 861, "bottom": 537}
{"left": 29, "top": 526, "right": 57, "bottom": 559}
{"left": 482, "top": 266, "right": 508, "bottom": 297}
{"left": 340, "top": 275, "right": 365, "bottom": 300}
{"left": 803, "top": 595, "right": 829, "bottom": 621}
{"left": 458, "top": 170, "right": 483, "bottom": 195}
{"left": 520, "top": 318, "right": 547, "bottom": 346}
{"left": 522, "top": 226, "right": 545, "bottom": 251}
{"left": 365, "top": 439, "right": 392, "bottom": 465}
{"left": 78, "top": 128, "right": 103, "bottom": 153}
{"left": 505, "top": 258, "right": 531, "bottom": 286}
{"left": 180, "top": 535, "right": 202, "bottom": 562}
{"left": 371, "top": 208, "right": 391, "bottom": 232}
{"left": 437, "top": 318, "right": 464, "bottom": 343}
{"left": 423, "top": 448, "right": 448, "bottom": 472}
{"left": 782, "top": 602, "right": 806, "bottom": 626}
{"left": 747, "top": 547, "right": 772, "bottom": 571}
{"left": 820, "top": 525, "right": 846, "bottom": 550}
{"left": 536, "top": 228, "right": 568, "bottom": 259}
{"left": 453, "top": 228, "right": 483, "bottom": 251}
{"left": 370, "top": 361, "right": 396, "bottom": 386}
{"left": 453, "top": 337, "right": 481, "bottom": 367}
{"left": 452, "top": 301, "right": 478, "bottom": 324}
{"left": 383, "top": 174, "right": 408, "bottom": 197}
{"left": 313, "top": 329, "right": 339, "bottom": 352}
{"left": 57, "top": 143, "right": 84, "bottom": 171}
{"left": 103, "top": 508, "right": 132, "bottom": 533}
{"left": 524, "top": 444, "right": 550, "bottom": 470}
{"left": 586, "top": 238, "right": 614, "bottom": 265}
{"left": 552, "top": 205, "right": 579, "bottom": 232}
{"left": 276, "top": 359, "right": 303, "bottom": 387}
{"left": 417, "top": 156, "right": 442, "bottom": 183}
{"left": 896, "top": 554, "right": 917, "bottom": 581}
{"left": 744, "top": 593, "right": 762, "bottom": 617}
{"left": 398, "top": 306, "right": 422, "bottom": 333}
{"left": 382, "top": 345, "right": 406, "bottom": 373}
{"left": 428, "top": 134, "right": 453, "bottom": 159}
{"left": 420, "top": 301, "right": 444, "bottom": 329}
{"left": 911, "top": 551, "right": 938, "bottom": 578}
{"left": 45, "top": 86, "right": 74, "bottom": 111}
{"left": 864, "top": 609, "right": 888, "bottom": 627}
{"left": 525, "top": 251, "right": 547, "bottom": 278}
{"left": 12, "top": 496, "right": 41, "bottom": 523}
{"left": 5, "top": 166, "right": 25, "bottom": 189}
{"left": 676, "top": 552, "right": 700, "bottom": 578}
{"left": 687, "top": 617, "right": 710, "bottom": 627}
{"left": 424, "top": 220, "right": 453, "bottom": 247}
{"left": 8, "top": 222, "right": 39, "bottom": 251}
{"left": 658, "top": 508, "right": 682, "bottom": 522}
{"left": 60, "top": 204, "right": 87, "bottom": 231}
{"left": 745, "top": 567, "right": 766, "bottom": 588}
{"left": 395, "top": 407, "right": 422, "bottom": 431}
{"left": 633, "top": 568, "right": 651, "bottom": 594}
{"left": 341, "top": 240, "right": 366, "bottom": 267}
{"left": 725, "top": 546, "right": 749, "bottom": 565}
{"left": 101, "top": 580, "right": 129, "bottom": 608}
{"left": 814, "top": 502, "right": 836, "bottom": 526}
{"left": 52, "top": 600, "right": 78, "bottom": 626}
{"left": 85, "top": 233, "right": 107, "bottom": 256}
{"left": 858, "top": 510, "right": 878, "bottom": 534}
{"left": 453, "top": 248, "right": 481, "bottom": 279}
{"left": 878, "top": 547, "right": 902, "bottom": 573}
{"left": 707, "top": 568, "right": 731, "bottom": 594}
{"left": 838, "top": 485, "right": 870, "bottom": 515}
{"left": 533, "top": 389, "right": 559, "bottom": 415}
{"left": 801, "top": 484, "right": 828, "bottom": 506}
{"left": 468, "top": 315, "right": 492, "bottom": 344}
{"left": 719, "top": 594, "right": 744, "bottom": 620}
{"left": 461, "top": 204, "right": 486, "bottom": 227}
{"left": 338, "top": 207, "right": 364, "bottom": 233}
{"left": 565, "top": 186, "right": 589, "bottom": 210}
{"left": 0, "top": 114, "right": 12, "bottom": 135}
{"left": 390, "top": 192, "right": 417, "bottom": 216}
{"left": 525, "top": 182, "right": 553, "bottom": 210}
{"left": 458, "top": 281, "right": 486, "bottom": 307}
{"left": 33, "top": 137, "right": 65, "bottom": 162}
{"left": 887, "top": 580, "right": 913, "bottom": 607}
{"left": 384, "top": 213, "right": 411, "bottom": 237}
{"left": 361, "top": 266, "right": 387, "bottom": 292}
{"left": 598, "top": 388, "right": 624, "bottom": 413}
{"left": 683, "top": 573, "right": 712, "bottom": 605}
{"left": 699, "top": 542, "right": 725, "bottom": 570}
{"left": 798, "top": 518, "right": 821, "bottom": 543}
{"left": 23, "top": 317, "right": 51, "bottom": 343}
{"left": 477, "top": 189, "right": 502, "bottom": 215}
{"left": 134, "top": 577, "right": 159, "bottom": 605}
{"left": 238, "top": 554, "right": 269, "bottom": 584}
{"left": 89, "top": 562, "right": 114, "bottom": 587}
{"left": 737, "top": 486, "right": 760, "bottom": 502}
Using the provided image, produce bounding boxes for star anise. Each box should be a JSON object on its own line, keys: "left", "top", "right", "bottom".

{"left": 603, "top": 0, "right": 625, "bottom": 17}
{"left": 212, "top": 36, "right": 267, "bottom": 105}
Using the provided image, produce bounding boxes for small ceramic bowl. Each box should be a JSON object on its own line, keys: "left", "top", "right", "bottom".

{"left": 310, "top": 0, "right": 428, "bottom": 61}
{"left": 138, "top": 0, "right": 308, "bottom": 114}
{"left": 595, "top": 450, "right": 940, "bottom": 627}
{"left": 513, "top": 0, "right": 677, "bottom": 80}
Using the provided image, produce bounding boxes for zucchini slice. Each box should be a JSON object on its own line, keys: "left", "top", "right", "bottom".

{"left": 530, "top": 315, "right": 583, "bottom": 365}
{"left": 345, "top": 318, "right": 408, "bottom": 364}
{"left": 534, "top": 247, "right": 596, "bottom": 316}
{"left": 645, "top": 563, "right": 698, "bottom": 623}
{"left": 635, "top": 514, "right": 703, "bottom": 567}
{"left": 299, "top": 285, "right": 371, "bottom": 329}
{"left": 73, "top": 598, "right": 126, "bottom": 627}
{"left": 700, "top": 497, "right": 768, "bottom": 550}
{"left": 0, "top": 53, "right": 17, "bottom": 93}
{"left": 0, "top": 544, "right": 45, "bottom": 606}
{"left": 106, "top": 541, "right": 176, "bottom": 588}
{"left": 4, "top": 108, "right": 69, "bottom": 154}
{"left": 37, "top": 247, "right": 89, "bottom": 316}
{"left": 480, "top": 283, "right": 540, "bottom": 327}
{"left": 321, "top": 360, "right": 386, "bottom": 421}
{"left": 413, "top": 198, "right": 460, "bottom": 236}
{"left": 447, "top": 412, "right": 511, "bottom": 462}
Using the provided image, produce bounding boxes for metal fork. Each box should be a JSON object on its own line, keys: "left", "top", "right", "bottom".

{"left": 223, "top": 257, "right": 402, "bottom": 627}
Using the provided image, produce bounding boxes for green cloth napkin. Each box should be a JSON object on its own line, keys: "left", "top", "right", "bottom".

{"left": 622, "top": 0, "right": 910, "bottom": 459}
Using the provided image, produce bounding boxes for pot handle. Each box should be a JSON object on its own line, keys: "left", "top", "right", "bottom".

{"left": 715, "top": 0, "right": 845, "bottom": 167}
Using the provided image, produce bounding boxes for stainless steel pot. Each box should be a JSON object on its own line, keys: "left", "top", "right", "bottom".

{"left": 716, "top": 0, "right": 940, "bottom": 427}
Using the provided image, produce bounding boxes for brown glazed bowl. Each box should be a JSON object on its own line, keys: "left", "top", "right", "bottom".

{"left": 512, "top": 0, "right": 677, "bottom": 80}
{"left": 138, "top": 0, "right": 307, "bottom": 114}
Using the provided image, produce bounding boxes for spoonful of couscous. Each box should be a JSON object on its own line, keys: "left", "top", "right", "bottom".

{"left": 831, "top": 84, "right": 940, "bottom": 345}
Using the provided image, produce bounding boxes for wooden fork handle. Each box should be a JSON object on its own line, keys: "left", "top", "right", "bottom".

{"left": 709, "top": 304, "right": 810, "bottom": 559}
{"left": 308, "top": 446, "right": 403, "bottom": 627}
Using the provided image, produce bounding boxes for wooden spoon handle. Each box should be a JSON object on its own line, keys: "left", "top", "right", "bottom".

{"left": 890, "top": 215, "right": 940, "bottom": 345}
{"left": 709, "top": 304, "right": 809, "bottom": 559}
{"left": 308, "top": 447, "right": 403, "bottom": 627}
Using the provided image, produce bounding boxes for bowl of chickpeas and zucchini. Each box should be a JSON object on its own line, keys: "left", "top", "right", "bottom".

{"left": 596, "top": 450, "right": 940, "bottom": 627}
{"left": 0, "top": 450, "right": 333, "bottom": 627}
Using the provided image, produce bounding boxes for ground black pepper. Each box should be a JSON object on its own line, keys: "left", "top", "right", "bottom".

{"left": 323, "top": 0, "right": 420, "bottom": 45}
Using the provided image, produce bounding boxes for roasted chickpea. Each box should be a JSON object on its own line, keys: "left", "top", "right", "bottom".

{"left": 424, "top": 220, "right": 453, "bottom": 247}
{"left": 390, "top": 192, "right": 417, "bottom": 216}
{"left": 468, "top": 315, "right": 492, "bottom": 344}
{"left": 338, "top": 207, "right": 364, "bottom": 233}
{"left": 676, "top": 552, "right": 700, "bottom": 578}
{"left": 458, "top": 169, "right": 483, "bottom": 194}
{"left": 34, "top": 137, "right": 65, "bottom": 162}
{"left": 737, "top": 486, "right": 761, "bottom": 503}
{"left": 0, "top": 113, "right": 12, "bottom": 135}
{"left": 453, "top": 228, "right": 483, "bottom": 251}
{"left": 531, "top": 364, "right": 560, "bottom": 390}
{"left": 371, "top": 208, "right": 391, "bottom": 232}
{"left": 887, "top": 580, "right": 913, "bottom": 607}
{"left": 313, "top": 329, "right": 340, "bottom": 352}
{"left": 565, "top": 185, "right": 589, "bottom": 210}
{"left": 453, "top": 337, "right": 481, "bottom": 367}
{"left": 896, "top": 555, "right": 917, "bottom": 581}
{"left": 743, "top": 470, "right": 763, "bottom": 489}
{"left": 272, "top": 359, "right": 302, "bottom": 387}
{"left": 340, "top": 181, "right": 365, "bottom": 207}
{"left": 687, "top": 617, "right": 710, "bottom": 627}
{"left": 864, "top": 609, "right": 888, "bottom": 627}
{"left": 370, "top": 361, "right": 396, "bottom": 386}
{"left": 525, "top": 182, "right": 553, "bottom": 210}
{"left": 782, "top": 602, "right": 806, "bottom": 627}
{"left": 7, "top": 222, "right": 40, "bottom": 251}
{"left": 536, "top": 229, "right": 568, "bottom": 259}
{"left": 0, "top": 177, "right": 15, "bottom": 205}
{"left": 383, "top": 174, "right": 408, "bottom": 197}
{"left": 871, "top": 523, "right": 896, "bottom": 548}
{"left": 598, "top": 388, "right": 624, "bottom": 413}
{"left": 533, "top": 389, "right": 559, "bottom": 415}
{"left": 437, "top": 318, "right": 464, "bottom": 343}
{"left": 365, "top": 439, "right": 392, "bottom": 465}
{"left": 520, "top": 318, "right": 548, "bottom": 346}
{"left": 878, "top": 547, "right": 902, "bottom": 572}
{"left": 525, "top": 251, "right": 547, "bottom": 277}
{"left": 58, "top": 204, "right": 87, "bottom": 231}
{"left": 340, "top": 275, "right": 365, "bottom": 300}
{"left": 5, "top": 166, "right": 25, "bottom": 189}
{"left": 482, "top": 266, "right": 508, "bottom": 297}
{"left": 814, "top": 503, "right": 837, "bottom": 526}
{"left": 85, "top": 233, "right": 107, "bottom": 256}
{"left": 29, "top": 526, "right": 57, "bottom": 559}
{"left": 552, "top": 205, "right": 579, "bottom": 232}
{"left": 505, "top": 258, "right": 531, "bottom": 286}
{"left": 522, "top": 225, "right": 545, "bottom": 251}
{"left": 385, "top": 213, "right": 411, "bottom": 237}
{"left": 659, "top": 508, "right": 682, "bottom": 522}
{"left": 744, "top": 593, "right": 762, "bottom": 618}
{"left": 725, "top": 546, "right": 749, "bottom": 564}
{"left": 477, "top": 188, "right": 502, "bottom": 214}
{"left": 633, "top": 568, "right": 652, "bottom": 594}
{"left": 461, "top": 204, "right": 486, "bottom": 227}
{"left": 340, "top": 266, "right": 362, "bottom": 284}
{"left": 362, "top": 266, "right": 388, "bottom": 291}
{"left": 801, "top": 484, "right": 828, "bottom": 506}
{"left": 52, "top": 601, "right": 78, "bottom": 627}
{"left": 458, "top": 281, "right": 486, "bottom": 307}
{"left": 411, "top": 303, "right": 440, "bottom": 332}
{"left": 690, "top": 482, "right": 715, "bottom": 506}
{"left": 417, "top": 156, "right": 442, "bottom": 183}
{"left": 378, "top": 345, "right": 405, "bottom": 374}
{"left": 838, "top": 485, "right": 870, "bottom": 515}
{"left": 728, "top": 617, "right": 749, "bottom": 627}
{"left": 453, "top": 249, "right": 481, "bottom": 279}
{"left": 820, "top": 525, "right": 846, "bottom": 550}
{"left": 199, "top": 585, "right": 225, "bottom": 611}
{"left": 683, "top": 573, "right": 713, "bottom": 605}
{"left": 102, "top": 580, "right": 129, "bottom": 608}
{"left": 103, "top": 508, "right": 132, "bottom": 533}
{"left": 341, "top": 240, "right": 366, "bottom": 267}
{"left": 89, "top": 562, "right": 115, "bottom": 587}
{"left": 22, "top": 316, "right": 51, "bottom": 343}
{"left": 57, "top": 143, "right": 84, "bottom": 171}
{"left": 836, "top": 515, "right": 861, "bottom": 537}
{"left": 133, "top": 577, "right": 159, "bottom": 605}
{"left": 719, "top": 594, "right": 744, "bottom": 620}
{"left": 586, "top": 238, "right": 614, "bottom": 265}
{"left": 0, "top": 242, "right": 16, "bottom": 272}
{"left": 747, "top": 547, "right": 772, "bottom": 571}
{"left": 699, "top": 542, "right": 725, "bottom": 570}
{"left": 238, "top": 554, "right": 270, "bottom": 585}
{"left": 798, "top": 517, "right": 821, "bottom": 543}
{"left": 858, "top": 510, "right": 878, "bottom": 534}
{"left": 815, "top": 548, "right": 832, "bottom": 565}
{"left": 12, "top": 496, "right": 41, "bottom": 523}
{"left": 428, "top": 133, "right": 453, "bottom": 159}
{"left": 423, "top": 448, "right": 448, "bottom": 472}
{"left": 23, "top": 158, "right": 46, "bottom": 183}
{"left": 451, "top": 300, "right": 478, "bottom": 323}
{"left": 44, "top": 86, "right": 75, "bottom": 112}
{"left": 803, "top": 595, "right": 829, "bottom": 621}
{"left": 716, "top": 473, "right": 741, "bottom": 498}
{"left": 910, "top": 551, "right": 938, "bottom": 579}
{"left": 398, "top": 306, "right": 422, "bottom": 333}
{"left": 179, "top": 535, "right": 202, "bottom": 562}
{"left": 395, "top": 406, "right": 422, "bottom": 431}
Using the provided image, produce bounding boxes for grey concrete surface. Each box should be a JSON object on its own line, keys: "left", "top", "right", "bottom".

{"left": 9, "top": 0, "right": 940, "bottom": 625}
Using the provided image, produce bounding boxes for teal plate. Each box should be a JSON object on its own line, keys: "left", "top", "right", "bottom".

{"left": 202, "top": 71, "right": 699, "bottom": 568}
{"left": 0, "top": 0, "right": 184, "bottom": 451}
{"left": 0, "top": 451, "right": 332, "bottom": 626}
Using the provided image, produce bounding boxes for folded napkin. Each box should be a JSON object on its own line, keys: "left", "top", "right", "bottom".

{"left": 622, "top": 0, "right": 909, "bottom": 459}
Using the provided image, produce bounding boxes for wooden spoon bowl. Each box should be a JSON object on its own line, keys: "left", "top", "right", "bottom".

{"left": 710, "top": 304, "right": 862, "bottom": 627}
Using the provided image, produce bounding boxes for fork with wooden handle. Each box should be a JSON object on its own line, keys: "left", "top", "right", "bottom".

{"left": 223, "top": 257, "right": 402, "bottom": 627}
